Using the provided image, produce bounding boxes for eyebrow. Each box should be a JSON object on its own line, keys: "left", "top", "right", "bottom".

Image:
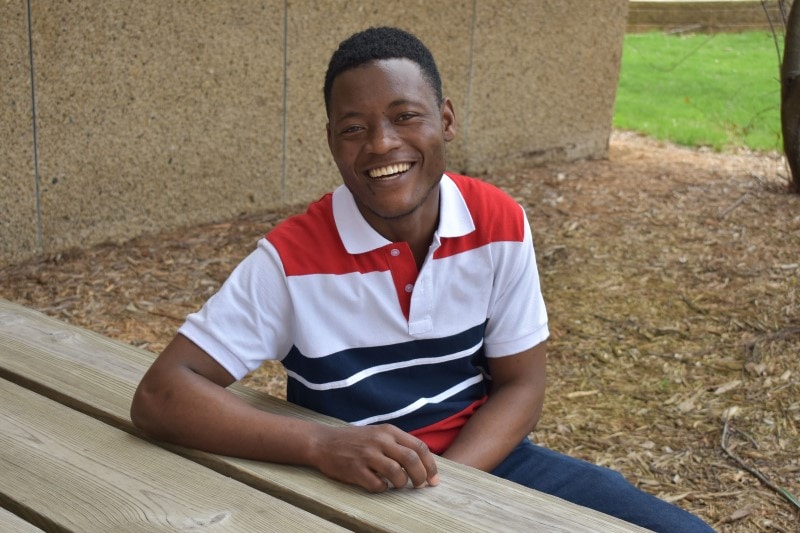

{"left": 333, "top": 98, "right": 426, "bottom": 122}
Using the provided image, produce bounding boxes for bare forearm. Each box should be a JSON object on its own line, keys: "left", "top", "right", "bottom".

{"left": 441, "top": 342, "right": 547, "bottom": 471}
{"left": 441, "top": 384, "right": 543, "bottom": 471}
{"left": 131, "top": 334, "right": 440, "bottom": 492}
{"left": 131, "top": 365, "right": 321, "bottom": 466}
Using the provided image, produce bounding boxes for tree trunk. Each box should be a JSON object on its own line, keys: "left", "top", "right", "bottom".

{"left": 781, "top": 1, "right": 800, "bottom": 192}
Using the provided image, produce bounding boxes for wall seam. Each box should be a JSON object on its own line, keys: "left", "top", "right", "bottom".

{"left": 280, "top": 0, "right": 289, "bottom": 205}
{"left": 463, "top": 0, "right": 478, "bottom": 173}
{"left": 26, "top": 0, "right": 43, "bottom": 253}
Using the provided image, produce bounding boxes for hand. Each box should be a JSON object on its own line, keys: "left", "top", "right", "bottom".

{"left": 310, "top": 424, "right": 439, "bottom": 493}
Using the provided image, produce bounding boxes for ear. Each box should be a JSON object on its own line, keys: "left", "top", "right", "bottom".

{"left": 440, "top": 97, "right": 456, "bottom": 142}
{"left": 326, "top": 122, "right": 333, "bottom": 152}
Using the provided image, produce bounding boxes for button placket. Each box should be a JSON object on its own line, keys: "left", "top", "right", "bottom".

{"left": 385, "top": 244, "right": 417, "bottom": 321}
{"left": 407, "top": 258, "right": 433, "bottom": 334}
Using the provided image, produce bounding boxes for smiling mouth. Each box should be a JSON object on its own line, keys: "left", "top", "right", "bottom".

{"left": 368, "top": 162, "right": 412, "bottom": 179}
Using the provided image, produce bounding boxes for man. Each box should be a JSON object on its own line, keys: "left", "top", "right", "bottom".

{"left": 132, "top": 26, "right": 712, "bottom": 532}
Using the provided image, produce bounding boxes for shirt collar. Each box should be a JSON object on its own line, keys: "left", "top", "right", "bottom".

{"left": 332, "top": 173, "right": 476, "bottom": 255}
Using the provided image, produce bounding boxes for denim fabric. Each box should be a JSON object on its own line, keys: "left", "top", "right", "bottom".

{"left": 490, "top": 439, "right": 715, "bottom": 532}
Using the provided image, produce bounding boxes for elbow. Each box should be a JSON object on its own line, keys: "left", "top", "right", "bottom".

{"left": 130, "top": 380, "right": 165, "bottom": 438}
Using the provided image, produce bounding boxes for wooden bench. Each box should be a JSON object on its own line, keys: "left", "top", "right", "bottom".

{"left": 0, "top": 298, "right": 650, "bottom": 532}
{"left": 1, "top": 506, "right": 44, "bottom": 532}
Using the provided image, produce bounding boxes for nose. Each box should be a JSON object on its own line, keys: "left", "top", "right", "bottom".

{"left": 366, "top": 119, "right": 402, "bottom": 154}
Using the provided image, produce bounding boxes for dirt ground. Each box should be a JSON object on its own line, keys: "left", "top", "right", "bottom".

{"left": 2, "top": 131, "right": 799, "bottom": 531}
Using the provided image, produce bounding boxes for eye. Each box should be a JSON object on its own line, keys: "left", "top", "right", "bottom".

{"left": 341, "top": 124, "right": 364, "bottom": 135}
{"left": 397, "top": 112, "right": 418, "bottom": 122}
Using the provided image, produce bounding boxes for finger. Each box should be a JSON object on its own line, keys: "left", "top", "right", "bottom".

{"left": 361, "top": 468, "right": 392, "bottom": 493}
{"left": 386, "top": 435, "right": 438, "bottom": 488}
{"left": 377, "top": 457, "right": 410, "bottom": 490}
{"left": 415, "top": 438, "right": 439, "bottom": 487}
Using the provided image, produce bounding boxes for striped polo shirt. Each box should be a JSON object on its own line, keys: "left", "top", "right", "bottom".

{"left": 180, "top": 172, "right": 548, "bottom": 453}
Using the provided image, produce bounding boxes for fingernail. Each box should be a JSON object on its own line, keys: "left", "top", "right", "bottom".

{"left": 429, "top": 473, "right": 440, "bottom": 486}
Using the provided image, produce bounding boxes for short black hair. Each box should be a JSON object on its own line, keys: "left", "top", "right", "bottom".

{"left": 323, "top": 26, "right": 443, "bottom": 114}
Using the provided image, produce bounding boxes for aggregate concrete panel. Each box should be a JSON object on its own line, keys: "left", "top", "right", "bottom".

{"left": 284, "top": 0, "right": 473, "bottom": 205}
{"left": 0, "top": 1, "right": 39, "bottom": 266}
{"left": 30, "top": 1, "right": 284, "bottom": 255}
{"left": 3, "top": 1, "right": 628, "bottom": 265}
{"left": 468, "top": 0, "right": 628, "bottom": 173}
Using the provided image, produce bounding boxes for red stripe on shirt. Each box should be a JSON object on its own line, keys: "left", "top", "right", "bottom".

{"left": 409, "top": 396, "right": 489, "bottom": 455}
{"left": 267, "top": 194, "right": 391, "bottom": 276}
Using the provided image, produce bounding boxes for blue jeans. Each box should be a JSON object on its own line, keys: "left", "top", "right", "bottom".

{"left": 490, "top": 439, "right": 714, "bottom": 532}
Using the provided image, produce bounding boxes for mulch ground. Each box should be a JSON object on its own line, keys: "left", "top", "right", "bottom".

{"left": 2, "top": 131, "right": 799, "bottom": 531}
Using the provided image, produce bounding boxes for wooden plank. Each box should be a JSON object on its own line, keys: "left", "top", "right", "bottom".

{"left": 0, "top": 507, "right": 44, "bottom": 533}
{"left": 0, "top": 299, "right": 649, "bottom": 532}
{"left": 0, "top": 378, "right": 345, "bottom": 532}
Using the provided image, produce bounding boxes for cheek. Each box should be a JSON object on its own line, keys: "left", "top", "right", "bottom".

{"left": 423, "top": 137, "right": 447, "bottom": 167}
{"left": 331, "top": 145, "right": 358, "bottom": 172}
{"left": 336, "top": 161, "right": 356, "bottom": 182}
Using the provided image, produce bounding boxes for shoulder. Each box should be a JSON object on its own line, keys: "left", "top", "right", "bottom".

{"left": 447, "top": 172, "right": 519, "bottom": 210}
{"left": 265, "top": 193, "right": 348, "bottom": 275}
{"left": 446, "top": 172, "right": 526, "bottom": 242}
{"left": 267, "top": 193, "right": 337, "bottom": 247}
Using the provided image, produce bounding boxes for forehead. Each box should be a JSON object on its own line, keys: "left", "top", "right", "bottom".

{"left": 328, "top": 58, "right": 437, "bottom": 117}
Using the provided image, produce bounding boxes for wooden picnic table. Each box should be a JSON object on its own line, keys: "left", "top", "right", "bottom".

{"left": 0, "top": 298, "right": 651, "bottom": 532}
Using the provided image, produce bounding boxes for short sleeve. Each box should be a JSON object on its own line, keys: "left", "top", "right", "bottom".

{"left": 178, "top": 238, "right": 294, "bottom": 380}
{"left": 483, "top": 206, "right": 549, "bottom": 357}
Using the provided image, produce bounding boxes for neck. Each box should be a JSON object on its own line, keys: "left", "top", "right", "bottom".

{"left": 356, "top": 185, "right": 441, "bottom": 268}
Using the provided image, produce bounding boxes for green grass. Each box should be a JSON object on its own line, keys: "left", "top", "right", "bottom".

{"left": 614, "top": 31, "right": 784, "bottom": 152}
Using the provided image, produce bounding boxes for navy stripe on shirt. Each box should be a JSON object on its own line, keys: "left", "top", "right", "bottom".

{"left": 284, "top": 322, "right": 490, "bottom": 431}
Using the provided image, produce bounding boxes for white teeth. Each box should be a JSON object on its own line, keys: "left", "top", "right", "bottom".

{"left": 369, "top": 163, "right": 411, "bottom": 178}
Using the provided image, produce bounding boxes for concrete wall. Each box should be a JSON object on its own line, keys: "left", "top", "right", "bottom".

{"left": 1, "top": 0, "right": 628, "bottom": 267}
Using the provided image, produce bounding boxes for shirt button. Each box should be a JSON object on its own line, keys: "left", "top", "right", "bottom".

{"left": 405, "top": 283, "right": 414, "bottom": 293}
{"left": 390, "top": 248, "right": 400, "bottom": 257}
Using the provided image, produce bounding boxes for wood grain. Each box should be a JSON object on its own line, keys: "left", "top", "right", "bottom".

{"left": 0, "top": 299, "right": 650, "bottom": 532}
{"left": 0, "top": 378, "right": 345, "bottom": 532}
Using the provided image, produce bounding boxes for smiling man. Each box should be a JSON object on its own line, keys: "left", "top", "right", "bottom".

{"left": 131, "top": 27, "right": 712, "bottom": 532}
{"left": 326, "top": 56, "right": 454, "bottom": 267}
